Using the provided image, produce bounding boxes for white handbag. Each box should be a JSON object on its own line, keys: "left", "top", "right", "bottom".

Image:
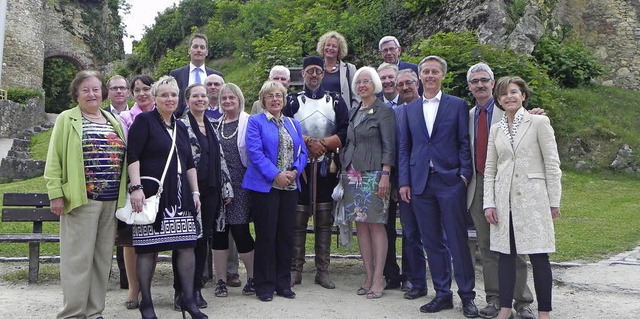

{"left": 116, "top": 126, "right": 177, "bottom": 225}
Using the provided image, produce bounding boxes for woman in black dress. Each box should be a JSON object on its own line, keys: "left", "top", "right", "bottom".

{"left": 178, "top": 83, "right": 233, "bottom": 308}
{"left": 127, "top": 76, "right": 207, "bottom": 319}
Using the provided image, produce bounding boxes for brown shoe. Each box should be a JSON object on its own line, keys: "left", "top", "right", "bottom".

{"left": 314, "top": 271, "right": 335, "bottom": 289}
{"left": 226, "top": 273, "right": 241, "bottom": 287}
{"left": 291, "top": 270, "right": 302, "bottom": 285}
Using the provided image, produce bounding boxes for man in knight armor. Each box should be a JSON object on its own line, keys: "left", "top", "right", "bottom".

{"left": 282, "top": 56, "right": 349, "bottom": 289}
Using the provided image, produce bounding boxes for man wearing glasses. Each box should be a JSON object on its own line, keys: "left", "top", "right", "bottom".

{"left": 105, "top": 75, "right": 129, "bottom": 115}
{"left": 282, "top": 56, "right": 349, "bottom": 290}
{"left": 466, "top": 62, "right": 536, "bottom": 319}
{"left": 379, "top": 36, "right": 422, "bottom": 95}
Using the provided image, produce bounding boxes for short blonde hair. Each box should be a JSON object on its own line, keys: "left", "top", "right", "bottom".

{"left": 316, "top": 31, "right": 349, "bottom": 60}
{"left": 259, "top": 81, "right": 287, "bottom": 108}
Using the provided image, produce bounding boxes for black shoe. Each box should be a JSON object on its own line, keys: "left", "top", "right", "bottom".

{"left": 257, "top": 293, "right": 273, "bottom": 302}
{"left": 403, "top": 288, "right": 428, "bottom": 300}
{"left": 419, "top": 297, "right": 454, "bottom": 313}
{"left": 384, "top": 278, "right": 401, "bottom": 290}
{"left": 276, "top": 289, "right": 296, "bottom": 299}
{"left": 462, "top": 299, "right": 480, "bottom": 318}
{"left": 173, "top": 292, "right": 182, "bottom": 311}
{"left": 195, "top": 290, "right": 208, "bottom": 309}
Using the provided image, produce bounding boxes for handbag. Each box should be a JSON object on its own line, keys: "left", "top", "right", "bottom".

{"left": 116, "top": 126, "right": 177, "bottom": 225}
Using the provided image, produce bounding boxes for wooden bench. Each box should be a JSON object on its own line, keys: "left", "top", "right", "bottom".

{"left": 0, "top": 193, "right": 59, "bottom": 284}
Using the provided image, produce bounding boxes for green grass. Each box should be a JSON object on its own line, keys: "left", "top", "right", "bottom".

{"left": 29, "top": 129, "right": 51, "bottom": 161}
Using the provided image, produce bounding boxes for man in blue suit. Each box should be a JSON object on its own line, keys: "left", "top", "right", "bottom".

{"left": 398, "top": 56, "right": 479, "bottom": 318}
{"left": 379, "top": 36, "right": 422, "bottom": 96}
{"left": 170, "top": 33, "right": 223, "bottom": 117}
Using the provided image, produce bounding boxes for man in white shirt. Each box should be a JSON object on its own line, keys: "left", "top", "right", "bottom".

{"left": 105, "top": 75, "right": 129, "bottom": 114}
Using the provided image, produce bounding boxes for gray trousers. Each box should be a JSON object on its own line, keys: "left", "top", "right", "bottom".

{"left": 469, "top": 173, "right": 534, "bottom": 310}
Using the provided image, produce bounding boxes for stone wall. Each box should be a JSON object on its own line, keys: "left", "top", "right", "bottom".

{"left": 553, "top": 0, "right": 640, "bottom": 89}
{"left": 2, "top": 0, "right": 124, "bottom": 90}
{"left": 0, "top": 98, "right": 47, "bottom": 138}
{"left": 2, "top": 0, "right": 46, "bottom": 90}
{"left": 409, "top": 0, "right": 640, "bottom": 90}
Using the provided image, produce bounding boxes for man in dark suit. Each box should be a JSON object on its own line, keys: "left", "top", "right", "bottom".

{"left": 379, "top": 36, "right": 422, "bottom": 96}
{"left": 398, "top": 56, "right": 479, "bottom": 318}
{"left": 170, "top": 33, "right": 223, "bottom": 117}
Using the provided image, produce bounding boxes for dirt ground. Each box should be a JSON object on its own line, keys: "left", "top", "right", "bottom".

{"left": 0, "top": 256, "right": 639, "bottom": 319}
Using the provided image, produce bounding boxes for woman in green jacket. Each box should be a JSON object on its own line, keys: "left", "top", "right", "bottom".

{"left": 44, "top": 70, "right": 128, "bottom": 319}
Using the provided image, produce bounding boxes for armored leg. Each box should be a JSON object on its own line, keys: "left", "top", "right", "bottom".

{"left": 314, "top": 203, "right": 335, "bottom": 289}
{"left": 291, "top": 205, "right": 309, "bottom": 285}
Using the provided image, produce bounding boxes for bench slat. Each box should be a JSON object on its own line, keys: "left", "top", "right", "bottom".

{"left": 2, "top": 208, "right": 59, "bottom": 222}
{"left": 0, "top": 233, "right": 60, "bottom": 242}
{"left": 3, "top": 193, "right": 50, "bottom": 207}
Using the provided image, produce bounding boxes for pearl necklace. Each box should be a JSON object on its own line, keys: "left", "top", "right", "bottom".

{"left": 219, "top": 116, "right": 238, "bottom": 140}
{"left": 82, "top": 111, "right": 103, "bottom": 120}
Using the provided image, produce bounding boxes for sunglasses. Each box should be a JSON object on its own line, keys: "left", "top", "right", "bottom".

{"left": 305, "top": 68, "right": 324, "bottom": 75}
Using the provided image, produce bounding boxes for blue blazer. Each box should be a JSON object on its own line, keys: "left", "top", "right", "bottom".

{"left": 169, "top": 65, "right": 223, "bottom": 117}
{"left": 242, "top": 113, "right": 308, "bottom": 193}
{"left": 398, "top": 93, "right": 472, "bottom": 195}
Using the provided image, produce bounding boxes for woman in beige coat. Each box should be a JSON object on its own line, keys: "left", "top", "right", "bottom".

{"left": 483, "top": 76, "right": 561, "bottom": 319}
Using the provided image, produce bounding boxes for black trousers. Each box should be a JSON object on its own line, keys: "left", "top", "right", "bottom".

{"left": 383, "top": 199, "right": 409, "bottom": 281}
{"left": 211, "top": 223, "right": 255, "bottom": 252}
{"left": 499, "top": 214, "right": 553, "bottom": 311}
{"left": 251, "top": 188, "right": 298, "bottom": 296}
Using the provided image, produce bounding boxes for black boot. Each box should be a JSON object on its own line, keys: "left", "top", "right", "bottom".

{"left": 291, "top": 206, "right": 308, "bottom": 285}
{"left": 314, "top": 206, "right": 335, "bottom": 289}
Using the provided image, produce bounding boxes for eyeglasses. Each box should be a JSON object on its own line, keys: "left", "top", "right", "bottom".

{"left": 469, "top": 78, "right": 492, "bottom": 85}
{"left": 265, "top": 93, "right": 284, "bottom": 100}
{"left": 305, "top": 68, "right": 324, "bottom": 75}
{"left": 396, "top": 80, "right": 416, "bottom": 88}
{"left": 109, "top": 86, "right": 128, "bottom": 92}
{"left": 133, "top": 87, "right": 151, "bottom": 94}
{"left": 380, "top": 47, "right": 398, "bottom": 53}
{"left": 355, "top": 79, "right": 372, "bottom": 86}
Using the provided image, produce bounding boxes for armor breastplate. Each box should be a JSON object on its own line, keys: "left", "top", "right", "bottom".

{"left": 294, "top": 95, "right": 336, "bottom": 139}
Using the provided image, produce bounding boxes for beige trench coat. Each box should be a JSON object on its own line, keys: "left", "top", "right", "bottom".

{"left": 483, "top": 111, "right": 562, "bottom": 254}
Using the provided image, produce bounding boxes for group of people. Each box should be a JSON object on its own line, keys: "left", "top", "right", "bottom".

{"left": 44, "top": 31, "right": 562, "bottom": 319}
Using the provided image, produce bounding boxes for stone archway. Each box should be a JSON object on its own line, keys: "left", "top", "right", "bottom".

{"left": 44, "top": 50, "right": 92, "bottom": 71}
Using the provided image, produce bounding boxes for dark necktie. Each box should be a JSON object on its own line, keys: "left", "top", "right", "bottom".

{"left": 387, "top": 100, "right": 396, "bottom": 107}
{"left": 476, "top": 107, "right": 488, "bottom": 173}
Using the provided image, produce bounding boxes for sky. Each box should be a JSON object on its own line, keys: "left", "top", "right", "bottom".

{"left": 121, "top": 0, "right": 181, "bottom": 54}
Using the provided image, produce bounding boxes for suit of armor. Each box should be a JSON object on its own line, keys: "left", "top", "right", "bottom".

{"left": 283, "top": 86, "right": 348, "bottom": 289}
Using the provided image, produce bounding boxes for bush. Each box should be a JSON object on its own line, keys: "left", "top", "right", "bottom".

{"left": 5, "top": 88, "right": 43, "bottom": 104}
{"left": 532, "top": 33, "right": 603, "bottom": 88}
{"left": 410, "top": 31, "right": 560, "bottom": 112}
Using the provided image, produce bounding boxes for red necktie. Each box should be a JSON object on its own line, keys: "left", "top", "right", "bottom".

{"left": 476, "top": 108, "right": 488, "bottom": 173}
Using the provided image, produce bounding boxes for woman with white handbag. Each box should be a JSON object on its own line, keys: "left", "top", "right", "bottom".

{"left": 126, "top": 76, "right": 207, "bottom": 319}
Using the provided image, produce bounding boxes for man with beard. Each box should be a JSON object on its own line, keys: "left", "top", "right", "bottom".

{"left": 283, "top": 56, "right": 349, "bottom": 289}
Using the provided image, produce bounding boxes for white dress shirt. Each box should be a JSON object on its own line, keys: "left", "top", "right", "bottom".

{"left": 189, "top": 63, "right": 207, "bottom": 85}
{"left": 422, "top": 90, "right": 442, "bottom": 135}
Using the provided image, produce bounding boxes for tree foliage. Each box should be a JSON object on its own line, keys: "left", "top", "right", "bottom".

{"left": 532, "top": 33, "right": 604, "bottom": 88}
{"left": 412, "top": 31, "right": 559, "bottom": 111}
{"left": 43, "top": 58, "right": 77, "bottom": 113}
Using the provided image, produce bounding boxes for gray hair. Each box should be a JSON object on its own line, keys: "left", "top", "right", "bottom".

{"left": 379, "top": 36, "right": 400, "bottom": 51}
{"left": 351, "top": 66, "right": 383, "bottom": 96}
{"left": 418, "top": 55, "right": 448, "bottom": 75}
{"left": 467, "top": 62, "right": 494, "bottom": 82}
{"left": 396, "top": 69, "right": 419, "bottom": 84}
{"left": 377, "top": 63, "right": 399, "bottom": 74}
{"left": 269, "top": 65, "right": 290, "bottom": 80}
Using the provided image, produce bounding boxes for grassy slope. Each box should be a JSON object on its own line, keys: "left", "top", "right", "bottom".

{"left": 0, "top": 85, "right": 638, "bottom": 262}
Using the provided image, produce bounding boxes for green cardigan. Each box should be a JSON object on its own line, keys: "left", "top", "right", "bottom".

{"left": 44, "top": 106, "right": 128, "bottom": 214}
